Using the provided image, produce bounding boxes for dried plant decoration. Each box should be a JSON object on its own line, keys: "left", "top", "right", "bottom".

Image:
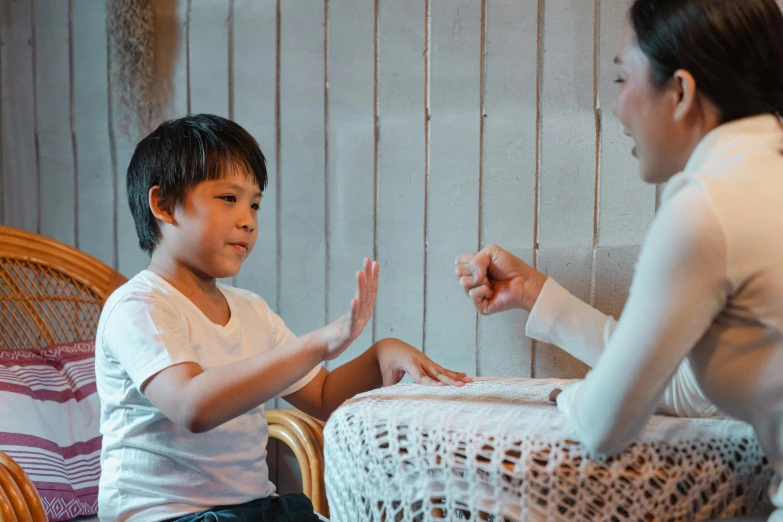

{"left": 108, "top": 0, "right": 155, "bottom": 136}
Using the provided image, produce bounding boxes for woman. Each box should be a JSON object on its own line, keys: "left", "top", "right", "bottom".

{"left": 456, "top": 0, "right": 783, "bottom": 520}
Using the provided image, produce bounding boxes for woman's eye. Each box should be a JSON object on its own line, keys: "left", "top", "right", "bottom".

{"left": 614, "top": 77, "right": 624, "bottom": 84}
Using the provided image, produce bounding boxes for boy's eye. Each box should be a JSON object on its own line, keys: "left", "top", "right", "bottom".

{"left": 219, "top": 195, "right": 237, "bottom": 203}
{"left": 251, "top": 203, "right": 260, "bottom": 211}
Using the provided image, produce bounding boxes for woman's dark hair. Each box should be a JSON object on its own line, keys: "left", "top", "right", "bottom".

{"left": 630, "top": 0, "right": 783, "bottom": 123}
{"left": 127, "top": 114, "right": 268, "bottom": 255}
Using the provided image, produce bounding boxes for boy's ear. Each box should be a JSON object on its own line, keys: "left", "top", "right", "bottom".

{"left": 148, "top": 186, "right": 176, "bottom": 225}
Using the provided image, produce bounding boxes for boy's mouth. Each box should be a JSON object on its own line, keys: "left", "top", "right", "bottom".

{"left": 229, "top": 242, "right": 248, "bottom": 254}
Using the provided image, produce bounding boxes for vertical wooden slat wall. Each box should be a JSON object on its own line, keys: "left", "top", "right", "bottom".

{"left": 0, "top": 0, "right": 663, "bottom": 383}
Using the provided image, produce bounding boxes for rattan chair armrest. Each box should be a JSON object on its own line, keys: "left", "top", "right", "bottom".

{"left": 0, "top": 451, "right": 46, "bottom": 522}
{"left": 267, "top": 409, "right": 328, "bottom": 516}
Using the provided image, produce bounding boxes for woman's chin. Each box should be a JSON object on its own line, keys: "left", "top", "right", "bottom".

{"left": 638, "top": 162, "right": 660, "bottom": 185}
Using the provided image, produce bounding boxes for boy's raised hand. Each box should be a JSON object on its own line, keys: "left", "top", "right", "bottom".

{"left": 319, "top": 258, "right": 379, "bottom": 361}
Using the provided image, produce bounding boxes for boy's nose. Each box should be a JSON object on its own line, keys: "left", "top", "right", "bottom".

{"left": 237, "top": 213, "right": 256, "bottom": 232}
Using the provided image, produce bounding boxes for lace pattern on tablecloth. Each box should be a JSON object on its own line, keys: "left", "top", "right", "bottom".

{"left": 324, "top": 378, "right": 773, "bottom": 521}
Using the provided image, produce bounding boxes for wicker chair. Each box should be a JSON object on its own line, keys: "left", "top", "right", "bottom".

{"left": 0, "top": 225, "right": 328, "bottom": 520}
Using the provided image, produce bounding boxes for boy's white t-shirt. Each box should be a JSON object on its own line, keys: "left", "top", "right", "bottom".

{"left": 94, "top": 270, "right": 321, "bottom": 522}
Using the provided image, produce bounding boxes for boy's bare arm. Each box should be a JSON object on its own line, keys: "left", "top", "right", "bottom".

{"left": 285, "top": 338, "right": 472, "bottom": 421}
{"left": 143, "top": 259, "right": 380, "bottom": 433}
{"left": 283, "top": 344, "right": 382, "bottom": 421}
{"left": 142, "top": 330, "right": 326, "bottom": 433}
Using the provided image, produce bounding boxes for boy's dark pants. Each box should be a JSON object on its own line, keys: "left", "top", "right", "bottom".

{"left": 170, "top": 493, "right": 321, "bottom": 522}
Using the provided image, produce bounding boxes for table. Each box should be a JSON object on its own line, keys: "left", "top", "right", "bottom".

{"left": 324, "top": 378, "right": 773, "bottom": 521}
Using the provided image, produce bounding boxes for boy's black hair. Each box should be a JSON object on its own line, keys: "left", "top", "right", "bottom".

{"left": 127, "top": 114, "right": 268, "bottom": 255}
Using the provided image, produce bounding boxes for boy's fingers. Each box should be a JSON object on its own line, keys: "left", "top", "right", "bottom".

{"left": 357, "top": 258, "right": 372, "bottom": 302}
{"left": 405, "top": 363, "right": 441, "bottom": 386}
{"left": 441, "top": 367, "right": 472, "bottom": 382}
{"left": 353, "top": 298, "right": 368, "bottom": 338}
{"left": 430, "top": 368, "right": 463, "bottom": 387}
{"left": 356, "top": 270, "right": 365, "bottom": 304}
{"left": 363, "top": 257, "right": 371, "bottom": 281}
{"left": 363, "top": 268, "right": 370, "bottom": 304}
{"left": 349, "top": 298, "right": 359, "bottom": 329}
{"left": 359, "top": 259, "right": 377, "bottom": 307}
{"left": 438, "top": 367, "right": 473, "bottom": 383}
{"left": 416, "top": 374, "right": 442, "bottom": 387}
{"left": 371, "top": 261, "right": 379, "bottom": 302}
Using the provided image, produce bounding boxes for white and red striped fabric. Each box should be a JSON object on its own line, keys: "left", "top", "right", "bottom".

{"left": 0, "top": 341, "right": 101, "bottom": 521}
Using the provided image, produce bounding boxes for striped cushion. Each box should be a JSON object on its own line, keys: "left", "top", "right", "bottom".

{"left": 0, "top": 341, "right": 100, "bottom": 521}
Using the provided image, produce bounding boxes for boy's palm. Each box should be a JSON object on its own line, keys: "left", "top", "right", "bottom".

{"left": 321, "top": 258, "right": 379, "bottom": 361}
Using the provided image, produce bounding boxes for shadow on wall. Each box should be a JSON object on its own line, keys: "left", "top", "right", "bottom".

{"left": 109, "top": 0, "right": 181, "bottom": 135}
{"left": 152, "top": 0, "right": 180, "bottom": 125}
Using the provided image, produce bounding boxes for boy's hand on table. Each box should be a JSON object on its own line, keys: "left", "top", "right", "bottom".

{"left": 373, "top": 338, "right": 474, "bottom": 387}
{"left": 319, "top": 258, "right": 379, "bottom": 362}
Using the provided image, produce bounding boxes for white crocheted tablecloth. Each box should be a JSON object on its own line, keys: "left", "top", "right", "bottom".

{"left": 324, "top": 378, "right": 773, "bottom": 522}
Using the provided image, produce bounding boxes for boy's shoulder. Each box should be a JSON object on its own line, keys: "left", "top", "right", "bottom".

{"left": 98, "top": 271, "right": 179, "bottom": 331}
{"left": 103, "top": 270, "right": 175, "bottom": 309}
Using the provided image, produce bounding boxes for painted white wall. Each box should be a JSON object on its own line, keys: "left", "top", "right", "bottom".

{"left": 0, "top": 0, "right": 648, "bottom": 384}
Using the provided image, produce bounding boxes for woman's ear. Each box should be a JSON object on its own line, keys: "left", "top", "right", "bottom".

{"left": 148, "top": 186, "right": 176, "bottom": 225}
{"left": 671, "top": 69, "right": 698, "bottom": 122}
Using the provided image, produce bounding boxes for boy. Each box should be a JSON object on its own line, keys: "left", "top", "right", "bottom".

{"left": 95, "top": 114, "right": 471, "bottom": 522}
